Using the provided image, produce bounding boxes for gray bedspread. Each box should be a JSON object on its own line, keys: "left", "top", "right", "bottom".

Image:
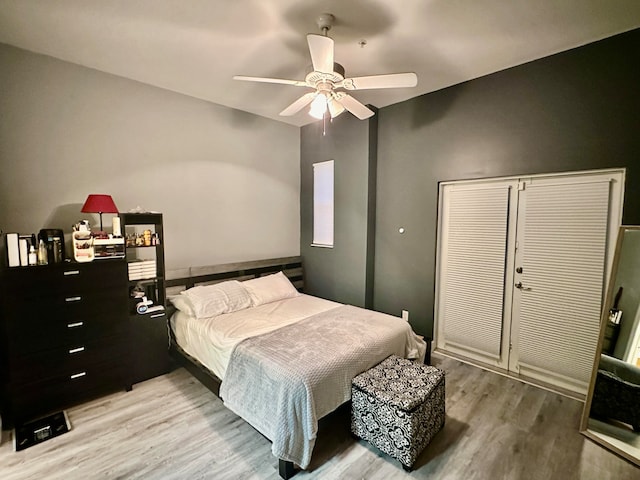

{"left": 219, "top": 304, "right": 425, "bottom": 469}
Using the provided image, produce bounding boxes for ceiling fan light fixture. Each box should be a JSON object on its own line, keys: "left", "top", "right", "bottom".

{"left": 309, "top": 92, "right": 328, "bottom": 119}
{"left": 327, "top": 96, "right": 345, "bottom": 119}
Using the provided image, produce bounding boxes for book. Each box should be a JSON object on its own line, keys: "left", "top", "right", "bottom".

{"left": 6, "top": 233, "right": 20, "bottom": 267}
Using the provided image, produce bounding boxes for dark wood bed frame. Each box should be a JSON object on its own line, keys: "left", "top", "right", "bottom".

{"left": 165, "top": 256, "right": 303, "bottom": 479}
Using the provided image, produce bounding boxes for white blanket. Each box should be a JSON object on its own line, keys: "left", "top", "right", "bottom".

{"left": 219, "top": 304, "right": 426, "bottom": 469}
{"left": 170, "top": 294, "right": 341, "bottom": 378}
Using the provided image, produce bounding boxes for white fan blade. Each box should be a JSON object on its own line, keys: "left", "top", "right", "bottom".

{"left": 327, "top": 95, "right": 345, "bottom": 118}
{"left": 337, "top": 93, "right": 375, "bottom": 120}
{"left": 279, "top": 92, "right": 317, "bottom": 116}
{"left": 339, "top": 72, "right": 417, "bottom": 90}
{"left": 233, "top": 75, "right": 308, "bottom": 87}
{"left": 307, "top": 34, "right": 334, "bottom": 74}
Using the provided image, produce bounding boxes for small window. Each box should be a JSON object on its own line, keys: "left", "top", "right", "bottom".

{"left": 312, "top": 160, "right": 334, "bottom": 247}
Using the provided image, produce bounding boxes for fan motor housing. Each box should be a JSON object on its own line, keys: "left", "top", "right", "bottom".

{"left": 305, "top": 62, "right": 345, "bottom": 87}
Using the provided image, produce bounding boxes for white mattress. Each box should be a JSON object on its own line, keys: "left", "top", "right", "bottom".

{"left": 170, "top": 294, "right": 341, "bottom": 379}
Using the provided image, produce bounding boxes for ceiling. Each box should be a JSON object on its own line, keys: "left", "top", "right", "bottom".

{"left": 0, "top": 0, "right": 639, "bottom": 127}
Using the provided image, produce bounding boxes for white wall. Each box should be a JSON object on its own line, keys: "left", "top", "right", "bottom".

{"left": 0, "top": 44, "right": 300, "bottom": 271}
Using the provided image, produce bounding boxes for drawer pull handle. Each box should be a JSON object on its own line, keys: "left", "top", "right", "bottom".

{"left": 150, "top": 313, "right": 165, "bottom": 319}
{"left": 67, "top": 322, "right": 84, "bottom": 328}
{"left": 70, "top": 372, "right": 86, "bottom": 380}
{"left": 65, "top": 296, "right": 82, "bottom": 302}
{"left": 34, "top": 426, "right": 51, "bottom": 435}
{"left": 63, "top": 270, "right": 80, "bottom": 276}
{"left": 68, "top": 346, "right": 85, "bottom": 354}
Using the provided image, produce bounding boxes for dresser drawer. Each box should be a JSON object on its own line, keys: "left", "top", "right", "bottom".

{"left": 5, "top": 288, "right": 127, "bottom": 324}
{"left": 7, "top": 361, "right": 127, "bottom": 425}
{"left": 5, "top": 287, "right": 126, "bottom": 319}
{"left": 2, "top": 260, "right": 126, "bottom": 295}
{"left": 5, "top": 312, "right": 129, "bottom": 357}
{"left": 7, "top": 336, "right": 127, "bottom": 384}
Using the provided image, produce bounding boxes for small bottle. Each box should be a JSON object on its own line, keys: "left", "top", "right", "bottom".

{"left": 37, "top": 239, "right": 48, "bottom": 265}
{"left": 143, "top": 229, "right": 152, "bottom": 246}
{"left": 28, "top": 245, "right": 37, "bottom": 265}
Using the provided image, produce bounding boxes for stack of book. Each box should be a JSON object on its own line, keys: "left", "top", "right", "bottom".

{"left": 128, "top": 260, "right": 157, "bottom": 280}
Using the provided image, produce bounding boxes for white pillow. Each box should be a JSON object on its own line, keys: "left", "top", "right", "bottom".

{"left": 181, "top": 280, "right": 252, "bottom": 319}
{"left": 168, "top": 294, "right": 195, "bottom": 317}
{"left": 243, "top": 271, "right": 299, "bottom": 306}
{"left": 218, "top": 280, "right": 254, "bottom": 312}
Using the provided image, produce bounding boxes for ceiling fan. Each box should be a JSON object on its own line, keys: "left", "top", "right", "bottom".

{"left": 233, "top": 13, "right": 418, "bottom": 121}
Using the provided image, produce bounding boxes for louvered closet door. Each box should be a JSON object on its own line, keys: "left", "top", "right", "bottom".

{"left": 435, "top": 182, "right": 517, "bottom": 368}
{"left": 510, "top": 176, "right": 612, "bottom": 393}
{"left": 436, "top": 170, "right": 623, "bottom": 396}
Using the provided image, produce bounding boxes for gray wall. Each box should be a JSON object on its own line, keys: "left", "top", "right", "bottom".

{"left": 374, "top": 28, "right": 640, "bottom": 337}
{"left": 300, "top": 112, "right": 377, "bottom": 307}
{"left": 301, "top": 28, "right": 640, "bottom": 338}
{"left": 0, "top": 44, "right": 301, "bottom": 271}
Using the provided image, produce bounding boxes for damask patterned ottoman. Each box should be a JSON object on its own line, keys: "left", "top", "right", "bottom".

{"left": 351, "top": 355, "right": 445, "bottom": 471}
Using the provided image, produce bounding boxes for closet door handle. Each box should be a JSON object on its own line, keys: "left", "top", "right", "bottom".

{"left": 63, "top": 270, "right": 80, "bottom": 276}
{"left": 515, "top": 282, "right": 532, "bottom": 291}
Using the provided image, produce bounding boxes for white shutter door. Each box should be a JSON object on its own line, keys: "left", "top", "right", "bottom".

{"left": 514, "top": 179, "right": 610, "bottom": 392}
{"left": 437, "top": 184, "right": 511, "bottom": 362}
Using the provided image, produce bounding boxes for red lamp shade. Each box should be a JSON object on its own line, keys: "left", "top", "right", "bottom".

{"left": 81, "top": 194, "right": 119, "bottom": 231}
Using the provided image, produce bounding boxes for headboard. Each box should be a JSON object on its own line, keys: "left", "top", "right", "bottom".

{"left": 165, "top": 256, "right": 303, "bottom": 296}
{"left": 164, "top": 256, "right": 302, "bottom": 398}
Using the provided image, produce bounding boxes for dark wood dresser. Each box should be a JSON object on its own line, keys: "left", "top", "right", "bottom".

{"left": 0, "top": 260, "right": 130, "bottom": 428}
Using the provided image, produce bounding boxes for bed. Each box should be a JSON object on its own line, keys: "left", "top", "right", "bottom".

{"left": 165, "top": 257, "right": 427, "bottom": 478}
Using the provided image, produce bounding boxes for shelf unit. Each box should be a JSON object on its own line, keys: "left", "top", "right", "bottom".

{"left": 118, "top": 213, "right": 169, "bottom": 385}
{"left": 120, "top": 213, "right": 165, "bottom": 307}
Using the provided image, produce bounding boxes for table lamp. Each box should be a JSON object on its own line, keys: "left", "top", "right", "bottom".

{"left": 81, "top": 194, "right": 119, "bottom": 232}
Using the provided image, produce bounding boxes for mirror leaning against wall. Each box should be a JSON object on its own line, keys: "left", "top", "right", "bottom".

{"left": 581, "top": 225, "right": 640, "bottom": 466}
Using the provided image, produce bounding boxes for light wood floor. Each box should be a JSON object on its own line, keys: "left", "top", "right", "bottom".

{"left": 1, "top": 355, "right": 638, "bottom": 479}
